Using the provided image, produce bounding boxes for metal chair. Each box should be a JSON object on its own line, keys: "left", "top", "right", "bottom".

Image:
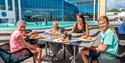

{"left": 0, "top": 43, "right": 35, "bottom": 63}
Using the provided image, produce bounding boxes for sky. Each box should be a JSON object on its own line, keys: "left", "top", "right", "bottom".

{"left": 107, "top": 0, "right": 125, "bottom": 11}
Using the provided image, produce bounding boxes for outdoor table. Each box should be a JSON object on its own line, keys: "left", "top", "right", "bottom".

{"left": 37, "top": 33, "right": 98, "bottom": 63}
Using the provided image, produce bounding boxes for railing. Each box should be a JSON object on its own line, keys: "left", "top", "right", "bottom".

{"left": 0, "top": 18, "right": 15, "bottom": 26}
{"left": 0, "top": 19, "right": 8, "bottom": 26}
{"left": 86, "top": 21, "right": 123, "bottom": 26}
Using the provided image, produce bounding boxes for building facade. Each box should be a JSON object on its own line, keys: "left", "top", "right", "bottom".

{"left": 0, "top": 0, "right": 79, "bottom": 22}
{"left": 65, "top": 0, "right": 98, "bottom": 21}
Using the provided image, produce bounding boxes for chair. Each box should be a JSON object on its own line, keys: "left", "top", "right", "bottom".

{"left": 0, "top": 43, "right": 35, "bottom": 63}
{"left": 114, "top": 27, "right": 125, "bottom": 40}
{"left": 97, "top": 27, "right": 125, "bottom": 63}
{"left": 0, "top": 55, "right": 5, "bottom": 63}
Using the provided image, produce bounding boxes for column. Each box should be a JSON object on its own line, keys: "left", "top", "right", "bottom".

{"left": 93, "top": 0, "right": 96, "bottom": 21}
{"left": 18, "top": 0, "right": 22, "bottom": 20}
{"left": 12, "top": 0, "right": 16, "bottom": 21}
{"left": 98, "top": 0, "right": 106, "bottom": 18}
{"left": 5, "top": 0, "right": 8, "bottom": 10}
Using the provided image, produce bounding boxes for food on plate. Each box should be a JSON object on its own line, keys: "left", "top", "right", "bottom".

{"left": 80, "top": 36, "right": 92, "bottom": 41}
{"left": 31, "top": 34, "right": 43, "bottom": 39}
{"left": 50, "top": 31, "right": 60, "bottom": 36}
{"left": 80, "top": 35, "right": 87, "bottom": 39}
{"left": 60, "top": 34, "right": 69, "bottom": 42}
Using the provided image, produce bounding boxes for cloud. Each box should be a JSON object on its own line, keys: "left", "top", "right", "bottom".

{"left": 107, "top": 0, "right": 125, "bottom": 11}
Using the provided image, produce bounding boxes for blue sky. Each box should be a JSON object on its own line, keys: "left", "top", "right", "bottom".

{"left": 107, "top": 0, "right": 125, "bottom": 11}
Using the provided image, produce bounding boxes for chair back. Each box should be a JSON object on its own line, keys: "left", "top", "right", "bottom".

{"left": 0, "top": 43, "right": 34, "bottom": 63}
{"left": 0, "top": 43, "right": 10, "bottom": 51}
{"left": 0, "top": 48, "right": 11, "bottom": 63}
{"left": 114, "top": 27, "right": 120, "bottom": 39}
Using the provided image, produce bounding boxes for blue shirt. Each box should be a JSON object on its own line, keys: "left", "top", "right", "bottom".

{"left": 101, "top": 28, "right": 119, "bottom": 55}
{"left": 118, "top": 22, "right": 125, "bottom": 34}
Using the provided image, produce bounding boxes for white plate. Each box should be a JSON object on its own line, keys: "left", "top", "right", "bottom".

{"left": 72, "top": 33, "right": 81, "bottom": 37}
{"left": 53, "top": 38, "right": 70, "bottom": 43}
{"left": 53, "top": 39, "right": 62, "bottom": 42}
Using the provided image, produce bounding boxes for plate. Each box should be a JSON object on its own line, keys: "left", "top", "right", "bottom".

{"left": 72, "top": 33, "right": 81, "bottom": 37}
{"left": 53, "top": 38, "right": 70, "bottom": 43}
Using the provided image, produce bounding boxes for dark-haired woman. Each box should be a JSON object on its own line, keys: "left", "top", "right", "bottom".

{"left": 72, "top": 13, "right": 89, "bottom": 35}
{"left": 68, "top": 13, "right": 89, "bottom": 61}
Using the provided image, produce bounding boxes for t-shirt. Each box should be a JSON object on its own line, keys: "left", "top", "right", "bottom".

{"left": 118, "top": 22, "right": 125, "bottom": 34}
{"left": 100, "top": 28, "right": 119, "bottom": 55}
{"left": 9, "top": 30, "right": 25, "bottom": 52}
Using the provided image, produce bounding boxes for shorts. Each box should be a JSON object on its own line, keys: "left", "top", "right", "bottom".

{"left": 89, "top": 50, "right": 100, "bottom": 59}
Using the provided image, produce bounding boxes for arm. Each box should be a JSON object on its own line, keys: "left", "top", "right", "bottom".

{"left": 16, "top": 35, "right": 27, "bottom": 47}
{"left": 85, "top": 24, "right": 89, "bottom": 36}
{"left": 72, "top": 23, "right": 76, "bottom": 33}
{"left": 91, "top": 44, "right": 108, "bottom": 52}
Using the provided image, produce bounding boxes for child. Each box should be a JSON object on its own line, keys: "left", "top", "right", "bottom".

{"left": 80, "top": 16, "right": 119, "bottom": 63}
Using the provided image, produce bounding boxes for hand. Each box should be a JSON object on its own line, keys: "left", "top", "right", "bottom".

{"left": 28, "top": 30, "right": 39, "bottom": 35}
{"left": 32, "top": 30, "right": 39, "bottom": 33}
{"left": 81, "top": 32, "right": 86, "bottom": 36}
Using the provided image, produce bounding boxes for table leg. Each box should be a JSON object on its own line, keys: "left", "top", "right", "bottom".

{"left": 73, "top": 45, "right": 76, "bottom": 63}
{"left": 63, "top": 44, "right": 66, "bottom": 60}
{"left": 42, "top": 42, "right": 52, "bottom": 62}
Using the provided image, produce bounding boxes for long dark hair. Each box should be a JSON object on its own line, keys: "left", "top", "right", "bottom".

{"left": 76, "top": 13, "right": 86, "bottom": 25}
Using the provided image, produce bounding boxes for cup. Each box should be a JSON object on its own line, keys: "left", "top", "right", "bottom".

{"left": 67, "top": 34, "right": 72, "bottom": 40}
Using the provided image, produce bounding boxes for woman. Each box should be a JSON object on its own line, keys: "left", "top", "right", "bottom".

{"left": 72, "top": 13, "right": 89, "bottom": 36}
{"left": 80, "top": 16, "right": 119, "bottom": 63}
{"left": 9, "top": 20, "right": 42, "bottom": 63}
{"left": 68, "top": 13, "right": 90, "bottom": 60}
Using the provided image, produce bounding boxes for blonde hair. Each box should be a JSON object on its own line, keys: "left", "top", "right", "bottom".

{"left": 98, "top": 16, "right": 109, "bottom": 24}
